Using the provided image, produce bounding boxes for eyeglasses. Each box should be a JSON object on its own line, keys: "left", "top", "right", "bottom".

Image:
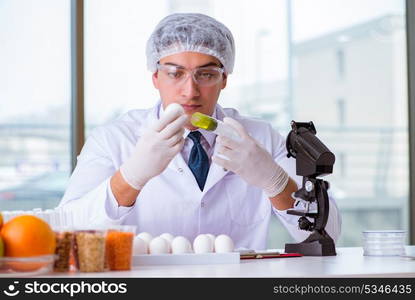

{"left": 156, "top": 63, "right": 225, "bottom": 87}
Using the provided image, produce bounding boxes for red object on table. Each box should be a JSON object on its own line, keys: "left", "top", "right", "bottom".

{"left": 240, "top": 252, "right": 303, "bottom": 259}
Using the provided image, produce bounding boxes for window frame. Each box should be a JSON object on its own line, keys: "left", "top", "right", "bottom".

{"left": 406, "top": 0, "right": 415, "bottom": 244}
{"left": 70, "top": 0, "right": 85, "bottom": 171}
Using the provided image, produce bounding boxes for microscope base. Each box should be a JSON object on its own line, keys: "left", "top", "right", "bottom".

{"left": 285, "top": 240, "right": 336, "bottom": 256}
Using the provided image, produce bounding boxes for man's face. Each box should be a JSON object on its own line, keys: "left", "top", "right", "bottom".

{"left": 152, "top": 52, "right": 227, "bottom": 130}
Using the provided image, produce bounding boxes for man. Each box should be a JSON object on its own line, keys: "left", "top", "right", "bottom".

{"left": 60, "top": 13, "right": 341, "bottom": 250}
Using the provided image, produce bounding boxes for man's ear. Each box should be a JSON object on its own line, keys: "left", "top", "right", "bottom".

{"left": 221, "top": 73, "right": 228, "bottom": 89}
{"left": 152, "top": 72, "right": 159, "bottom": 89}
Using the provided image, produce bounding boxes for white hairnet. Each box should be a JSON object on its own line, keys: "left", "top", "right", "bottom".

{"left": 146, "top": 13, "right": 235, "bottom": 74}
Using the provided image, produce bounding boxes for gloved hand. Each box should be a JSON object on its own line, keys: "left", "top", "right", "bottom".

{"left": 120, "top": 106, "right": 188, "bottom": 190}
{"left": 212, "top": 117, "right": 289, "bottom": 198}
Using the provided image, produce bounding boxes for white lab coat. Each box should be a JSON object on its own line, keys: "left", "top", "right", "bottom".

{"left": 59, "top": 102, "right": 341, "bottom": 250}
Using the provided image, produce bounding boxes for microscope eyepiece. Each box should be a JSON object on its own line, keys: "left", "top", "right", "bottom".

{"left": 286, "top": 121, "right": 335, "bottom": 177}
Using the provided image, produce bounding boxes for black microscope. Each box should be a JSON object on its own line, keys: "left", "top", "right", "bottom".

{"left": 284, "top": 121, "right": 337, "bottom": 256}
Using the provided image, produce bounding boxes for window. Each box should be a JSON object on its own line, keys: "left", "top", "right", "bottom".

{"left": 0, "top": 0, "right": 71, "bottom": 210}
{"left": 292, "top": 0, "right": 408, "bottom": 246}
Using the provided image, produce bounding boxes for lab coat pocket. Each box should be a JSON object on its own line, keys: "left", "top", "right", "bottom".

{"left": 224, "top": 175, "right": 269, "bottom": 227}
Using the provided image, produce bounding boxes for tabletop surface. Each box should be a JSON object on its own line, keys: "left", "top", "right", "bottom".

{"left": 47, "top": 246, "right": 415, "bottom": 278}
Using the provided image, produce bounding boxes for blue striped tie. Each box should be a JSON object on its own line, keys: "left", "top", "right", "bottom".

{"left": 188, "top": 131, "right": 209, "bottom": 191}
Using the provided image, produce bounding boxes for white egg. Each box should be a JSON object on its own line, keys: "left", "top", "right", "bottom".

{"left": 193, "top": 234, "right": 214, "bottom": 254}
{"left": 205, "top": 234, "right": 216, "bottom": 251}
{"left": 133, "top": 236, "right": 148, "bottom": 255}
{"left": 159, "top": 233, "right": 174, "bottom": 244}
{"left": 149, "top": 237, "right": 170, "bottom": 254}
{"left": 171, "top": 236, "right": 192, "bottom": 254}
{"left": 136, "top": 232, "right": 153, "bottom": 244}
{"left": 214, "top": 234, "right": 234, "bottom": 253}
{"left": 159, "top": 233, "right": 174, "bottom": 253}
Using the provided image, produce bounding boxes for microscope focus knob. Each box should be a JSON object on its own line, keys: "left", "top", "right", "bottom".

{"left": 305, "top": 181, "right": 314, "bottom": 192}
{"left": 298, "top": 216, "right": 313, "bottom": 231}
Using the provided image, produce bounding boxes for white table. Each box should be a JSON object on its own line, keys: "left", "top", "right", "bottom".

{"left": 51, "top": 247, "right": 415, "bottom": 278}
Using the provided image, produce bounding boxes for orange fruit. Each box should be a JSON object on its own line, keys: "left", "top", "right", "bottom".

{"left": 0, "top": 212, "right": 3, "bottom": 230}
{"left": 0, "top": 215, "right": 56, "bottom": 271}
{"left": 1, "top": 215, "right": 56, "bottom": 257}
